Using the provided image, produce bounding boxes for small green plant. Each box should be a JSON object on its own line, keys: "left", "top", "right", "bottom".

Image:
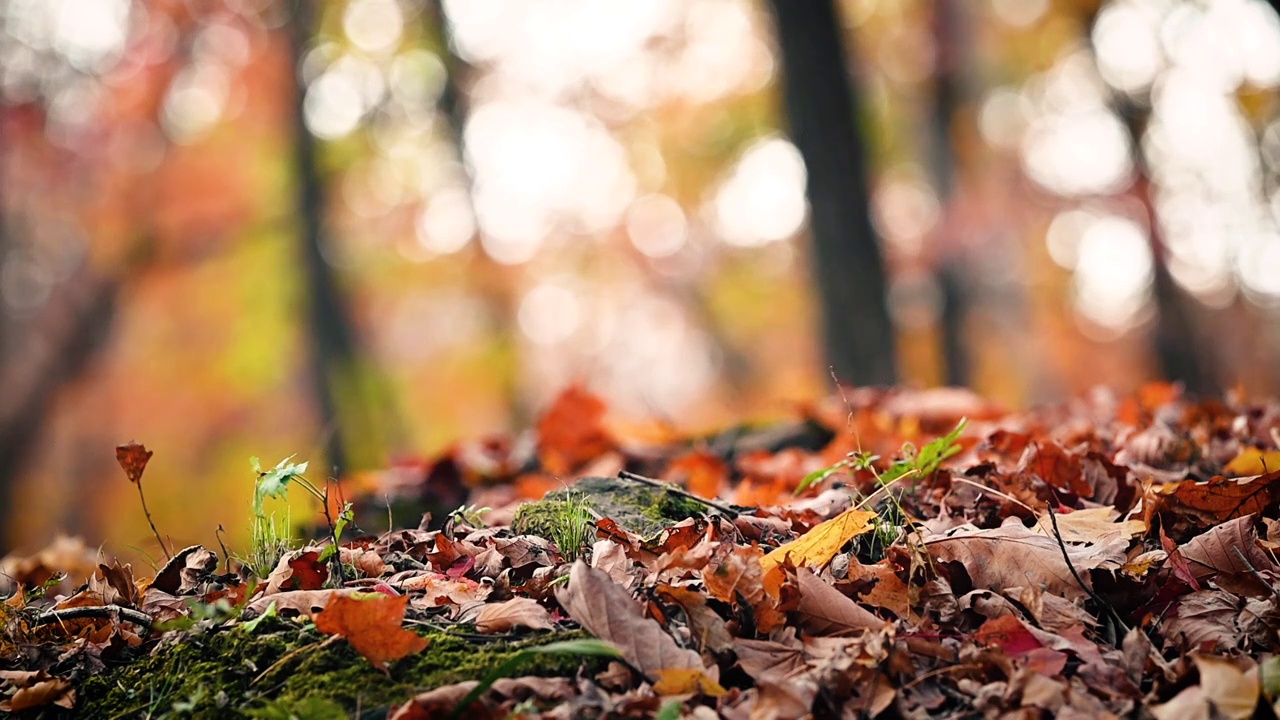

{"left": 449, "top": 503, "right": 492, "bottom": 528}
{"left": 796, "top": 418, "right": 967, "bottom": 494}
{"left": 239, "top": 510, "right": 295, "bottom": 579}
{"left": 511, "top": 492, "right": 595, "bottom": 560}
{"left": 247, "top": 456, "right": 355, "bottom": 583}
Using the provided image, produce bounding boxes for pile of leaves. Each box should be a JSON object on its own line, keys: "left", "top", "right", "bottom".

{"left": 5, "top": 383, "right": 1280, "bottom": 718}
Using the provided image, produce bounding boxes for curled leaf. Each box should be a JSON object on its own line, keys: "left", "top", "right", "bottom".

{"left": 115, "top": 441, "right": 153, "bottom": 485}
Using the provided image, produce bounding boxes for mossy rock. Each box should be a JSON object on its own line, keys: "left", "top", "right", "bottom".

{"left": 72, "top": 619, "right": 594, "bottom": 719}
{"left": 516, "top": 475, "right": 708, "bottom": 540}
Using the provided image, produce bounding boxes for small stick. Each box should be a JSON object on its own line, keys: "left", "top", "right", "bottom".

{"left": 617, "top": 470, "right": 739, "bottom": 518}
{"left": 135, "top": 483, "right": 171, "bottom": 560}
{"left": 1231, "top": 546, "right": 1280, "bottom": 600}
{"left": 36, "top": 605, "right": 153, "bottom": 630}
{"left": 251, "top": 635, "right": 341, "bottom": 685}
{"left": 1044, "top": 500, "right": 1130, "bottom": 638}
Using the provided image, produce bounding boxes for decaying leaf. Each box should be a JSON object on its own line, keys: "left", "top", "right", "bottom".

{"left": 651, "top": 668, "right": 727, "bottom": 696}
{"left": 1153, "top": 470, "right": 1280, "bottom": 527}
{"left": 114, "top": 441, "right": 153, "bottom": 485}
{"left": 473, "top": 598, "right": 552, "bottom": 634}
{"left": 703, "top": 544, "right": 786, "bottom": 633}
{"left": 0, "top": 671, "right": 75, "bottom": 712}
{"left": 555, "top": 561, "right": 707, "bottom": 679}
{"left": 1179, "top": 515, "right": 1279, "bottom": 581}
{"left": 760, "top": 508, "right": 878, "bottom": 579}
{"left": 313, "top": 593, "right": 430, "bottom": 670}
{"left": 793, "top": 568, "right": 885, "bottom": 635}
{"left": 925, "top": 519, "right": 1128, "bottom": 600}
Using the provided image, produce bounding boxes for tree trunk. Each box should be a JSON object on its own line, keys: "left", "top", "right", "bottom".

{"left": 287, "top": 1, "right": 366, "bottom": 475}
{"left": 766, "top": 0, "right": 897, "bottom": 387}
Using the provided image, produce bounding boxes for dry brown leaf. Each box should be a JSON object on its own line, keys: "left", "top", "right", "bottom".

{"left": 1192, "top": 655, "right": 1258, "bottom": 720}
{"left": 924, "top": 519, "right": 1128, "bottom": 600}
{"left": 151, "top": 545, "right": 217, "bottom": 596}
{"left": 655, "top": 585, "right": 733, "bottom": 653}
{"left": 1163, "top": 591, "right": 1242, "bottom": 652}
{"left": 313, "top": 593, "right": 429, "bottom": 670}
{"left": 793, "top": 568, "right": 885, "bottom": 635}
{"left": 1152, "top": 470, "right": 1280, "bottom": 526}
{"left": 114, "top": 441, "right": 153, "bottom": 485}
{"left": 0, "top": 675, "right": 75, "bottom": 712}
{"left": 1032, "top": 507, "right": 1145, "bottom": 544}
{"left": 703, "top": 545, "right": 786, "bottom": 633}
{"left": 244, "top": 588, "right": 358, "bottom": 617}
{"left": 473, "top": 597, "right": 552, "bottom": 634}
{"left": 760, "top": 508, "right": 878, "bottom": 579}
{"left": 1179, "top": 515, "right": 1278, "bottom": 581}
{"left": 389, "top": 677, "right": 574, "bottom": 720}
{"left": 555, "top": 561, "right": 707, "bottom": 679}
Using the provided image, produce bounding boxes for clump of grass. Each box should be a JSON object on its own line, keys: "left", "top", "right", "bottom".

{"left": 511, "top": 492, "right": 595, "bottom": 561}
{"left": 239, "top": 510, "right": 296, "bottom": 579}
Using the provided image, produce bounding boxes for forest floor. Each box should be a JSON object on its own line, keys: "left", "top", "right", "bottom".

{"left": 3, "top": 384, "right": 1280, "bottom": 719}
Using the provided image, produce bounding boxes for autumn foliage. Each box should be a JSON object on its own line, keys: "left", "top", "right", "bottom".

{"left": 5, "top": 383, "right": 1280, "bottom": 717}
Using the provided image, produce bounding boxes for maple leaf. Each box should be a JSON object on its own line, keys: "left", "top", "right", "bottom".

{"left": 115, "top": 441, "right": 153, "bottom": 485}
{"left": 760, "top": 508, "right": 878, "bottom": 579}
{"left": 312, "top": 593, "right": 429, "bottom": 670}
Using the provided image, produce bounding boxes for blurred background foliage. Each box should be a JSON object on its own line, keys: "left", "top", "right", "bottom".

{"left": 2, "top": 0, "right": 1279, "bottom": 557}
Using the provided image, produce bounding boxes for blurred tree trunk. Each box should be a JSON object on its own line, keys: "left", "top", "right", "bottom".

{"left": 766, "top": 0, "right": 897, "bottom": 387}
{"left": 1083, "top": 6, "right": 1218, "bottom": 396}
{"left": 287, "top": 1, "right": 380, "bottom": 475}
{"left": 424, "top": 0, "right": 532, "bottom": 428}
{"left": 926, "top": 0, "right": 971, "bottom": 387}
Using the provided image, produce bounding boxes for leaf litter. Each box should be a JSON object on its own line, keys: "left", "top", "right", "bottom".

{"left": 4, "top": 383, "right": 1280, "bottom": 717}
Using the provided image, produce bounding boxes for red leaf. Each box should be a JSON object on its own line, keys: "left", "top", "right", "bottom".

{"left": 115, "top": 441, "right": 153, "bottom": 485}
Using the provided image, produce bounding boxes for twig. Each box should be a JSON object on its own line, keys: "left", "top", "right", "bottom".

{"left": 251, "top": 635, "right": 341, "bottom": 685}
{"left": 1231, "top": 546, "right": 1280, "bottom": 600}
{"left": 948, "top": 477, "right": 1036, "bottom": 515}
{"left": 36, "top": 605, "right": 153, "bottom": 630}
{"left": 135, "top": 483, "right": 171, "bottom": 560}
{"left": 617, "top": 470, "right": 739, "bottom": 518}
{"left": 1043, "top": 500, "right": 1130, "bottom": 638}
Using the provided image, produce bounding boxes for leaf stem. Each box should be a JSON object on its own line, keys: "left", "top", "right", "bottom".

{"left": 136, "top": 483, "right": 171, "bottom": 560}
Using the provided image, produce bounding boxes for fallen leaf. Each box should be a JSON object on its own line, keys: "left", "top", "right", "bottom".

{"left": 760, "top": 508, "right": 878, "bottom": 579}
{"left": 1153, "top": 470, "right": 1280, "bottom": 527}
{"left": 473, "top": 598, "right": 552, "bottom": 634}
{"left": 263, "top": 549, "right": 329, "bottom": 594}
{"left": 313, "top": 593, "right": 429, "bottom": 670}
{"left": 652, "top": 668, "right": 727, "bottom": 696}
{"left": 151, "top": 545, "right": 217, "bottom": 595}
{"left": 664, "top": 451, "right": 729, "bottom": 501}
{"left": 1179, "top": 515, "right": 1279, "bottom": 581}
{"left": 655, "top": 585, "right": 733, "bottom": 653}
{"left": 244, "top": 588, "right": 359, "bottom": 617}
{"left": 924, "top": 519, "right": 1128, "bottom": 601}
{"left": 1193, "top": 655, "right": 1258, "bottom": 720}
{"left": 793, "top": 568, "right": 884, "bottom": 635}
{"left": 1032, "top": 506, "right": 1145, "bottom": 544}
{"left": 0, "top": 675, "right": 75, "bottom": 712}
{"left": 1224, "top": 448, "right": 1280, "bottom": 478}
{"left": 536, "top": 385, "right": 613, "bottom": 475}
{"left": 555, "top": 561, "right": 707, "bottom": 679}
{"left": 703, "top": 545, "right": 786, "bottom": 633}
{"left": 114, "top": 441, "right": 153, "bottom": 485}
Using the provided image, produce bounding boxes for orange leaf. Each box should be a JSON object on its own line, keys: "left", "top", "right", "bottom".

{"left": 313, "top": 593, "right": 429, "bottom": 670}
{"left": 760, "top": 508, "right": 878, "bottom": 579}
{"left": 652, "top": 668, "right": 727, "bottom": 697}
{"left": 536, "top": 385, "right": 613, "bottom": 475}
{"left": 115, "top": 441, "right": 153, "bottom": 485}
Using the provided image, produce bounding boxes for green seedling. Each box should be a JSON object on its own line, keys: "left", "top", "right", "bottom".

{"left": 248, "top": 456, "right": 355, "bottom": 584}
{"left": 796, "top": 418, "right": 967, "bottom": 494}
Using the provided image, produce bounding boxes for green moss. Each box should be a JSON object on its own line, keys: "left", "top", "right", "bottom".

{"left": 75, "top": 620, "right": 592, "bottom": 720}
{"left": 525, "top": 476, "right": 710, "bottom": 539}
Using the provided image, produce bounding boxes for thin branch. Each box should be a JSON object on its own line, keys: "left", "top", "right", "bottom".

{"left": 1043, "top": 500, "right": 1130, "bottom": 638}
{"left": 36, "top": 605, "right": 153, "bottom": 630}
{"left": 616, "top": 470, "right": 739, "bottom": 518}
{"left": 136, "top": 484, "right": 171, "bottom": 560}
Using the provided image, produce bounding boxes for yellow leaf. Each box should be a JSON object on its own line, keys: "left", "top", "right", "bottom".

{"left": 761, "top": 508, "right": 878, "bottom": 579}
{"left": 652, "top": 668, "right": 728, "bottom": 697}
{"left": 1224, "top": 448, "right": 1280, "bottom": 477}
